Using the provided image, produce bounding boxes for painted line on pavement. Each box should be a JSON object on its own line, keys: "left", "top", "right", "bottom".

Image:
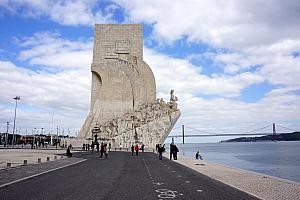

{"left": 0, "top": 159, "right": 87, "bottom": 188}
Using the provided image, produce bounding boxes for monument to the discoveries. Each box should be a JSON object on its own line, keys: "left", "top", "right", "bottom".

{"left": 79, "top": 24, "right": 180, "bottom": 150}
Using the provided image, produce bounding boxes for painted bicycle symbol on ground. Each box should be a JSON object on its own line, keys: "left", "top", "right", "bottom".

{"left": 156, "top": 189, "right": 178, "bottom": 199}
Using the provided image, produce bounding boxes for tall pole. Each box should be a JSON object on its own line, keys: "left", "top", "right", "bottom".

{"left": 56, "top": 125, "right": 59, "bottom": 149}
{"left": 34, "top": 128, "right": 36, "bottom": 147}
{"left": 272, "top": 123, "right": 276, "bottom": 141}
{"left": 12, "top": 96, "right": 20, "bottom": 148}
{"left": 51, "top": 112, "right": 54, "bottom": 144}
{"left": 182, "top": 124, "right": 185, "bottom": 144}
{"left": 5, "top": 122, "right": 9, "bottom": 147}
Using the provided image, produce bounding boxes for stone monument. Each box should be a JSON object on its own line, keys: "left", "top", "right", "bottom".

{"left": 78, "top": 24, "right": 180, "bottom": 150}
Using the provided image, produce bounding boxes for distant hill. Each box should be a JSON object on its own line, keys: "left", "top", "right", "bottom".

{"left": 223, "top": 132, "right": 300, "bottom": 142}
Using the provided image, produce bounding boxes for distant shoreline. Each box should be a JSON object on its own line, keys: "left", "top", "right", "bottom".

{"left": 222, "top": 132, "right": 300, "bottom": 142}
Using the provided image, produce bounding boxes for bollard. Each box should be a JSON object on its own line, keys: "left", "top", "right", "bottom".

{"left": 47, "top": 157, "right": 50, "bottom": 161}
{"left": 54, "top": 156, "right": 57, "bottom": 160}
{"left": 6, "top": 163, "right": 12, "bottom": 168}
{"left": 23, "top": 160, "right": 28, "bottom": 165}
{"left": 38, "top": 158, "right": 41, "bottom": 163}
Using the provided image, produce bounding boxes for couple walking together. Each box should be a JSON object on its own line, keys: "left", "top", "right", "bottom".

{"left": 170, "top": 142, "right": 179, "bottom": 160}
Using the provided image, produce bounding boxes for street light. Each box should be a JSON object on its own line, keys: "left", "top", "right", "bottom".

{"left": 12, "top": 96, "right": 20, "bottom": 148}
{"left": 34, "top": 128, "right": 36, "bottom": 147}
{"left": 5, "top": 122, "right": 9, "bottom": 148}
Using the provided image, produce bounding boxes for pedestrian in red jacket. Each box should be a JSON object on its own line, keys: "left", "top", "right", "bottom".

{"left": 135, "top": 144, "right": 139, "bottom": 156}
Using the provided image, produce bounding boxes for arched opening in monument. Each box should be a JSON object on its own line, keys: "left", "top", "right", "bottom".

{"left": 91, "top": 71, "right": 102, "bottom": 109}
{"left": 92, "top": 71, "right": 102, "bottom": 86}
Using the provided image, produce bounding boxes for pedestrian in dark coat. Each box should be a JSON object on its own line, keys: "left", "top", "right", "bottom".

{"left": 141, "top": 144, "right": 145, "bottom": 152}
{"left": 96, "top": 142, "right": 100, "bottom": 152}
{"left": 158, "top": 144, "right": 165, "bottom": 160}
{"left": 173, "top": 145, "right": 179, "bottom": 160}
{"left": 100, "top": 143, "right": 104, "bottom": 158}
{"left": 131, "top": 145, "right": 134, "bottom": 156}
{"left": 66, "top": 146, "right": 72, "bottom": 157}
{"left": 170, "top": 143, "right": 175, "bottom": 160}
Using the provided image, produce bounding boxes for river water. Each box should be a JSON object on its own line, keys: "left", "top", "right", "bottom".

{"left": 167, "top": 141, "right": 300, "bottom": 183}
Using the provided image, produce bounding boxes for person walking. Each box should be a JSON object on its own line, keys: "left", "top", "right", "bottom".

{"left": 91, "top": 142, "right": 95, "bottom": 152}
{"left": 100, "top": 142, "right": 104, "bottom": 158}
{"left": 135, "top": 144, "right": 139, "bottom": 156}
{"left": 104, "top": 143, "right": 108, "bottom": 159}
{"left": 66, "top": 145, "right": 72, "bottom": 157}
{"left": 96, "top": 142, "right": 100, "bottom": 152}
{"left": 173, "top": 144, "right": 179, "bottom": 160}
{"left": 170, "top": 142, "right": 175, "bottom": 160}
{"left": 141, "top": 144, "right": 145, "bottom": 152}
{"left": 158, "top": 144, "right": 165, "bottom": 160}
{"left": 131, "top": 145, "right": 134, "bottom": 156}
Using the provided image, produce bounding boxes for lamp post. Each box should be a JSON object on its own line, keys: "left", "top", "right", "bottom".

{"left": 34, "top": 128, "right": 36, "bottom": 148}
{"left": 12, "top": 96, "right": 20, "bottom": 148}
{"left": 5, "top": 122, "right": 9, "bottom": 147}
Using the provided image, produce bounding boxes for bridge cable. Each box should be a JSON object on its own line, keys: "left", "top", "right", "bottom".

{"left": 276, "top": 124, "right": 298, "bottom": 132}
{"left": 185, "top": 126, "right": 217, "bottom": 135}
{"left": 242, "top": 124, "right": 272, "bottom": 134}
{"left": 172, "top": 125, "right": 182, "bottom": 130}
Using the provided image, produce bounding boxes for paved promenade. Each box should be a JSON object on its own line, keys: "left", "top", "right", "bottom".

{"left": 0, "top": 148, "right": 70, "bottom": 169}
{"left": 174, "top": 156, "right": 300, "bottom": 200}
{"left": 0, "top": 151, "right": 257, "bottom": 200}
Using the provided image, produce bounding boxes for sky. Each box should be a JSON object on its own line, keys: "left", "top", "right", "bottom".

{"left": 0, "top": 0, "right": 299, "bottom": 143}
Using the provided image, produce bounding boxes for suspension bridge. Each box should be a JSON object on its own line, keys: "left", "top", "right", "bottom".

{"left": 168, "top": 123, "right": 299, "bottom": 143}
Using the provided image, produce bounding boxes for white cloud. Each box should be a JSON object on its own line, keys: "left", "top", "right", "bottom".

{"left": 116, "top": 0, "right": 300, "bottom": 103}
{"left": 196, "top": 44, "right": 300, "bottom": 88}
{"left": 0, "top": 60, "right": 90, "bottom": 110}
{"left": 144, "top": 47, "right": 300, "bottom": 134}
{"left": 0, "top": 60, "right": 91, "bottom": 132}
{"left": 145, "top": 48, "right": 265, "bottom": 97}
{"left": 18, "top": 32, "right": 93, "bottom": 70}
{"left": 0, "top": 0, "right": 116, "bottom": 26}
{"left": 1, "top": 0, "right": 300, "bottom": 139}
{"left": 116, "top": 0, "right": 300, "bottom": 50}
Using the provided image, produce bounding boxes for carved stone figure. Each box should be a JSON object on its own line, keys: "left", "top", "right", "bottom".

{"left": 169, "top": 90, "right": 178, "bottom": 110}
{"left": 111, "top": 118, "right": 118, "bottom": 136}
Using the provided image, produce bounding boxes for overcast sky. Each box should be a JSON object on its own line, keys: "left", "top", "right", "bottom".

{"left": 0, "top": 0, "right": 299, "bottom": 143}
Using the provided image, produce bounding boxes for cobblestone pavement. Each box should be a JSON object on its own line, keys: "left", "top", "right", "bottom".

{"left": 174, "top": 155, "right": 300, "bottom": 200}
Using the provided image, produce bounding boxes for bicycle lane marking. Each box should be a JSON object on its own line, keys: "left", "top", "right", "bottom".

{"left": 142, "top": 157, "right": 182, "bottom": 199}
